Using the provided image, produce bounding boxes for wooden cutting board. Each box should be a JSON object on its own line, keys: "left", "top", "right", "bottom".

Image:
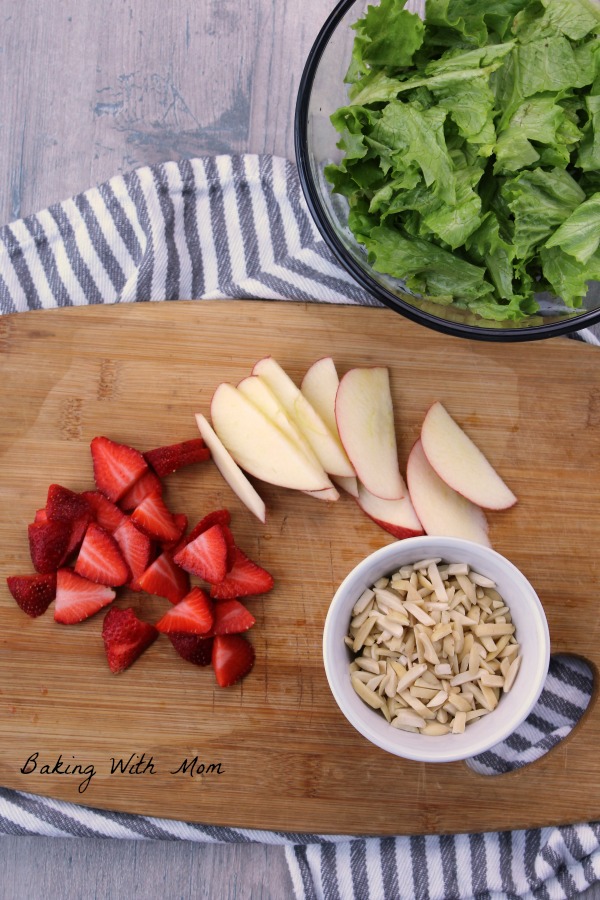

{"left": 1, "top": 300, "right": 599, "bottom": 836}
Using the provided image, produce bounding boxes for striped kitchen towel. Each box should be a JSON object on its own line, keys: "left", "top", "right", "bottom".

{"left": 1, "top": 155, "right": 599, "bottom": 899}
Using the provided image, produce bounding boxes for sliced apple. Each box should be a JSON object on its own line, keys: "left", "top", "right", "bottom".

{"left": 300, "top": 356, "right": 342, "bottom": 440}
{"left": 332, "top": 474, "right": 359, "bottom": 498}
{"left": 305, "top": 485, "right": 340, "bottom": 502}
{"left": 252, "top": 356, "right": 355, "bottom": 478}
{"left": 210, "top": 382, "right": 331, "bottom": 492}
{"left": 357, "top": 480, "right": 424, "bottom": 540}
{"left": 195, "top": 413, "right": 266, "bottom": 524}
{"left": 406, "top": 439, "right": 490, "bottom": 547}
{"left": 420, "top": 401, "right": 517, "bottom": 510}
{"left": 335, "top": 366, "right": 404, "bottom": 501}
{"left": 237, "top": 374, "right": 325, "bottom": 473}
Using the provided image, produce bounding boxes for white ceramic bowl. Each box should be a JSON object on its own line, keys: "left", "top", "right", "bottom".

{"left": 323, "top": 536, "right": 550, "bottom": 763}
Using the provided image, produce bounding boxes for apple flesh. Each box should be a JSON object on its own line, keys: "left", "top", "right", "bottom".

{"left": 420, "top": 401, "right": 517, "bottom": 510}
{"left": 332, "top": 474, "right": 359, "bottom": 498}
{"left": 210, "top": 382, "right": 332, "bottom": 492}
{"left": 406, "top": 439, "right": 490, "bottom": 546}
{"left": 335, "top": 366, "right": 404, "bottom": 501}
{"left": 300, "top": 356, "right": 342, "bottom": 440}
{"left": 357, "top": 481, "right": 424, "bottom": 539}
{"left": 252, "top": 356, "right": 355, "bottom": 478}
{"left": 195, "top": 413, "right": 266, "bottom": 524}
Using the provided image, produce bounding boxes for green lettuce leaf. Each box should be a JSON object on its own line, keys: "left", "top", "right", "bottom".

{"left": 545, "top": 193, "right": 600, "bottom": 263}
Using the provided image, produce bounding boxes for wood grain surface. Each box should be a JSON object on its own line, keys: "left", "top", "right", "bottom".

{"left": 1, "top": 299, "right": 599, "bottom": 837}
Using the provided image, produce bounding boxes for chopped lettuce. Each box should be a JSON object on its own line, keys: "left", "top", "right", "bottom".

{"left": 326, "top": 0, "right": 600, "bottom": 320}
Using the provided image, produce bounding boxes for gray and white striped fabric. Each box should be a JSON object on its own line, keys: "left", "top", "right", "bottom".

{"left": 1, "top": 155, "right": 599, "bottom": 899}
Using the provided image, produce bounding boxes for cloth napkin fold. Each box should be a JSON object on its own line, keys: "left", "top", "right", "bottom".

{"left": 1, "top": 154, "right": 599, "bottom": 899}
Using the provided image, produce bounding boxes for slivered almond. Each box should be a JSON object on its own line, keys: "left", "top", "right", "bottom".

{"left": 346, "top": 558, "right": 521, "bottom": 736}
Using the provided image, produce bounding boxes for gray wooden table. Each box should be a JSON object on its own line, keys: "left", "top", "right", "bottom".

{"left": 1, "top": 1, "right": 599, "bottom": 897}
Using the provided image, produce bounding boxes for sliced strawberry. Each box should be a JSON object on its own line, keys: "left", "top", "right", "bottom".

{"left": 102, "top": 607, "right": 159, "bottom": 674}
{"left": 45, "top": 484, "right": 91, "bottom": 524}
{"left": 212, "top": 599, "right": 256, "bottom": 635}
{"left": 211, "top": 634, "right": 255, "bottom": 687}
{"left": 113, "top": 518, "right": 154, "bottom": 589}
{"left": 66, "top": 514, "right": 90, "bottom": 558}
{"left": 74, "top": 523, "right": 130, "bottom": 586}
{"left": 28, "top": 519, "right": 71, "bottom": 574}
{"left": 136, "top": 551, "right": 190, "bottom": 603}
{"left": 119, "top": 469, "right": 163, "bottom": 511}
{"left": 81, "top": 490, "right": 127, "bottom": 533}
{"left": 155, "top": 586, "right": 215, "bottom": 635}
{"left": 209, "top": 548, "right": 274, "bottom": 599}
{"left": 168, "top": 632, "right": 214, "bottom": 667}
{"left": 173, "top": 524, "right": 228, "bottom": 583}
{"left": 34, "top": 507, "right": 48, "bottom": 524}
{"left": 54, "top": 568, "right": 115, "bottom": 624}
{"left": 183, "top": 509, "right": 231, "bottom": 547}
{"left": 143, "top": 438, "right": 210, "bottom": 477}
{"left": 221, "top": 523, "right": 237, "bottom": 571}
{"left": 7, "top": 573, "right": 56, "bottom": 617}
{"left": 90, "top": 436, "right": 148, "bottom": 503}
{"left": 130, "top": 492, "right": 184, "bottom": 543}
{"left": 161, "top": 513, "right": 189, "bottom": 554}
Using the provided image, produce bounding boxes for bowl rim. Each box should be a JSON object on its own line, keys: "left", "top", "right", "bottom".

{"left": 294, "top": 0, "right": 600, "bottom": 343}
{"left": 322, "top": 536, "right": 551, "bottom": 763}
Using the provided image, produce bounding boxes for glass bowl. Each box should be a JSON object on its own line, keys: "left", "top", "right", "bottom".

{"left": 294, "top": 0, "right": 600, "bottom": 342}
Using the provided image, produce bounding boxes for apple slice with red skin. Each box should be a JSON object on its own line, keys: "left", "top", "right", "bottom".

{"left": 195, "top": 413, "right": 266, "bottom": 524}
{"left": 357, "top": 480, "right": 423, "bottom": 539}
{"left": 420, "top": 401, "right": 517, "bottom": 511}
{"left": 335, "top": 366, "right": 404, "bottom": 501}
{"left": 252, "top": 356, "right": 355, "bottom": 478}
{"left": 406, "top": 439, "right": 490, "bottom": 547}
{"left": 209, "top": 382, "right": 332, "bottom": 492}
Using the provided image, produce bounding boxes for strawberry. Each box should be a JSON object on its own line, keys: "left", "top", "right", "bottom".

{"left": 90, "top": 436, "right": 148, "bottom": 503}
{"left": 155, "top": 587, "right": 215, "bottom": 635}
{"left": 7, "top": 573, "right": 56, "bottom": 617}
{"left": 81, "top": 490, "right": 127, "bottom": 533}
{"left": 119, "top": 469, "right": 163, "bottom": 511}
{"left": 168, "top": 633, "right": 214, "bottom": 666}
{"left": 209, "top": 548, "right": 274, "bottom": 599}
{"left": 212, "top": 599, "right": 256, "bottom": 635}
{"left": 113, "top": 518, "right": 155, "bottom": 589}
{"left": 173, "top": 523, "right": 228, "bottom": 583}
{"left": 45, "top": 484, "right": 91, "bottom": 524}
{"left": 211, "top": 634, "right": 255, "bottom": 687}
{"left": 160, "top": 513, "right": 189, "bottom": 554}
{"left": 143, "top": 438, "right": 210, "bottom": 477}
{"left": 65, "top": 514, "right": 90, "bottom": 558}
{"left": 102, "top": 607, "right": 159, "bottom": 674}
{"left": 221, "top": 524, "right": 237, "bottom": 571}
{"left": 28, "top": 519, "right": 71, "bottom": 573}
{"left": 130, "top": 492, "right": 184, "bottom": 543}
{"left": 54, "top": 568, "right": 115, "bottom": 624}
{"left": 136, "top": 551, "right": 190, "bottom": 603}
{"left": 74, "top": 523, "right": 130, "bottom": 586}
{"left": 183, "top": 508, "right": 231, "bottom": 547}
{"left": 34, "top": 507, "right": 48, "bottom": 524}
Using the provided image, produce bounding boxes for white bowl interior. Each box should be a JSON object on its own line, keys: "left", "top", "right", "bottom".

{"left": 323, "top": 537, "right": 550, "bottom": 763}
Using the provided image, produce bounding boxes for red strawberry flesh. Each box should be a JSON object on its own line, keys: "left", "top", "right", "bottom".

{"left": 155, "top": 586, "right": 215, "bottom": 635}
{"left": 173, "top": 523, "right": 228, "bottom": 583}
{"left": 119, "top": 469, "right": 163, "bottom": 511}
{"left": 81, "top": 491, "right": 127, "bottom": 533}
{"left": 74, "top": 523, "right": 130, "bottom": 586}
{"left": 91, "top": 436, "right": 148, "bottom": 503}
{"left": 54, "top": 568, "right": 115, "bottom": 624}
{"left": 212, "top": 599, "right": 256, "bottom": 635}
{"left": 209, "top": 548, "right": 274, "bottom": 599}
{"left": 102, "top": 607, "right": 159, "bottom": 674}
{"left": 211, "top": 634, "right": 255, "bottom": 687}
{"left": 136, "top": 551, "right": 190, "bottom": 603}
{"left": 130, "top": 492, "right": 184, "bottom": 543}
